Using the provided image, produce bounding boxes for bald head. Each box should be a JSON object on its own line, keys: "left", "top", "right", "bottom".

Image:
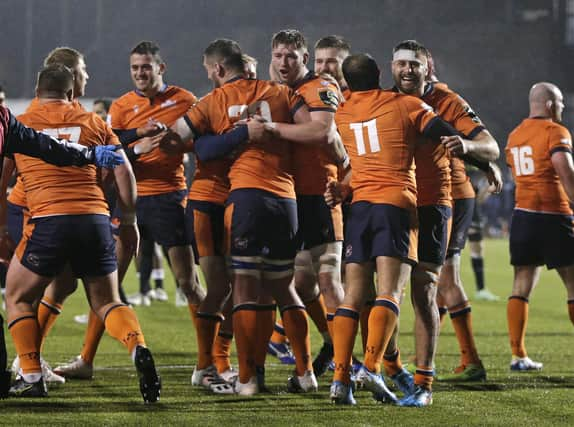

{"left": 342, "top": 53, "right": 380, "bottom": 92}
{"left": 529, "top": 82, "right": 564, "bottom": 122}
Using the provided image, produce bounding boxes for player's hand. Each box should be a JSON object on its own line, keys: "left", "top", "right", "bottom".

{"left": 235, "top": 114, "right": 268, "bottom": 127}
{"left": 441, "top": 135, "right": 468, "bottom": 157}
{"left": 486, "top": 162, "right": 503, "bottom": 194}
{"left": 134, "top": 132, "right": 166, "bottom": 155}
{"left": 247, "top": 121, "right": 278, "bottom": 143}
{"left": 118, "top": 222, "right": 140, "bottom": 258}
{"left": 93, "top": 145, "right": 125, "bottom": 168}
{"left": 137, "top": 120, "right": 168, "bottom": 138}
{"left": 324, "top": 179, "right": 351, "bottom": 207}
{"left": 158, "top": 130, "right": 187, "bottom": 155}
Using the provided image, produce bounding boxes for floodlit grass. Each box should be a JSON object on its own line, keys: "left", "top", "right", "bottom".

{"left": 2, "top": 239, "right": 574, "bottom": 425}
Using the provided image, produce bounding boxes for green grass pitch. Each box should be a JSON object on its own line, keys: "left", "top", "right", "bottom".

{"left": 1, "top": 239, "right": 573, "bottom": 425}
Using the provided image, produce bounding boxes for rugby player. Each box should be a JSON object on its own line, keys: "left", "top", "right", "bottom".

{"left": 505, "top": 82, "right": 574, "bottom": 371}
{"left": 268, "top": 29, "right": 347, "bottom": 376}
{"left": 4, "top": 65, "right": 160, "bottom": 400}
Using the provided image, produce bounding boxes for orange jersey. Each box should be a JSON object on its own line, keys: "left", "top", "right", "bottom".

{"left": 109, "top": 85, "right": 197, "bottom": 196}
{"left": 7, "top": 175, "right": 26, "bottom": 207}
{"left": 422, "top": 82, "right": 486, "bottom": 200}
{"left": 336, "top": 89, "right": 438, "bottom": 210}
{"left": 185, "top": 77, "right": 303, "bottom": 199}
{"left": 292, "top": 72, "right": 340, "bottom": 195}
{"left": 506, "top": 118, "right": 572, "bottom": 214}
{"left": 15, "top": 101, "right": 114, "bottom": 217}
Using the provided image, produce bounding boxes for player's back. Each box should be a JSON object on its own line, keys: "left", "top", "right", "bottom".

{"left": 506, "top": 118, "right": 572, "bottom": 215}
{"left": 109, "top": 85, "right": 197, "bottom": 196}
{"left": 336, "top": 89, "right": 436, "bottom": 209}
{"left": 16, "top": 101, "right": 111, "bottom": 217}
{"left": 208, "top": 78, "right": 300, "bottom": 199}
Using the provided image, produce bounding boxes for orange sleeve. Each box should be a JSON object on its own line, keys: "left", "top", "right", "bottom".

{"left": 402, "top": 96, "right": 438, "bottom": 134}
{"left": 548, "top": 124, "right": 572, "bottom": 155}
{"left": 108, "top": 99, "right": 124, "bottom": 129}
{"left": 297, "top": 78, "right": 340, "bottom": 112}
{"left": 445, "top": 95, "right": 484, "bottom": 139}
{"left": 184, "top": 94, "right": 214, "bottom": 137}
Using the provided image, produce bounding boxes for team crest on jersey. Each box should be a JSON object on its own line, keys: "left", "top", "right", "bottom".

{"left": 318, "top": 89, "right": 339, "bottom": 108}
{"left": 133, "top": 105, "right": 139, "bottom": 114}
{"left": 160, "top": 99, "right": 177, "bottom": 109}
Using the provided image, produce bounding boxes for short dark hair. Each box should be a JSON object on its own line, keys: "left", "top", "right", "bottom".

{"left": 272, "top": 29, "right": 307, "bottom": 52}
{"left": 37, "top": 64, "right": 74, "bottom": 94}
{"left": 342, "top": 54, "right": 380, "bottom": 92}
{"left": 43, "top": 47, "right": 83, "bottom": 69}
{"left": 131, "top": 41, "right": 163, "bottom": 63}
{"left": 204, "top": 39, "right": 244, "bottom": 73}
{"left": 314, "top": 35, "right": 351, "bottom": 54}
{"left": 93, "top": 97, "right": 113, "bottom": 113}
{"left": 392, "top": 39, "right": 429, "bottom": 58}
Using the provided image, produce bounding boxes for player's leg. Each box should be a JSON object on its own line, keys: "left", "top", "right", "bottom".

{"left": 5, "top": 256, "right": 53, "bottom": 397}
{"left": 507, "top": 265, "right": 541, "bottom": 370}
{"left": 438, "top": 198, "right": 485, "bottom": 380}
{"left": 151, "top": 243, "right": 167, "bottom": 300}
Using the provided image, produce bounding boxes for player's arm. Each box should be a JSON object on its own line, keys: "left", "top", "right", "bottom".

{"left": 269, "top": 107, "right": 330, "bottom": 145}
{"left": 163, "top": 116, "right": 268, "bottom": 162}
{"left": 112, "top": 148, "right": 139, "bottom": 255}
{"left": 552, "top": 149, "right": 574, "bottom": 202}
{"left": 422, "top": 116, "right": 502, "bottom": 190}
{"left": 113, "top": 121, "right": 167, "bottom": 161}
{"left": 5, "top": 112, "right": 123, "bottom": 168}
{"left": 442, "top": 129, "right": 499, "bottom": 162}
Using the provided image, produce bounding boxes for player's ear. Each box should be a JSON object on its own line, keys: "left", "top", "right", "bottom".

{"left": 65, "top": 88, "right": 73, "bottom": 101}
{"left": 546, "top": 99, "right": 554, "bottom": 112}
{"left": 302, "top": 51, "right": 309, "bottom": 65}
{"left": 158, "top": 62, "right": 166, "bottom": 75}
{"left": 216, "top": 63, "right": 225, "bottom": 78}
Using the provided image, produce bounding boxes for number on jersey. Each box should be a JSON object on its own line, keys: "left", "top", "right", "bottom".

{"left": 228, "top": 101, "right": 272, "bottom": 122}
{"left": 510, "top": 146, "right": 534, "bottom": 176}
{"left": 349, "top": 119, "right": 380, "bottom": 155}
{"left": 41, "top": 126, "right": 82, "bottom": 144}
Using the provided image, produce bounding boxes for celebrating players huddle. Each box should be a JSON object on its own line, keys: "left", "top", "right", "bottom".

{"left": 0, "top": 28, "right": 573, "bottom": 409}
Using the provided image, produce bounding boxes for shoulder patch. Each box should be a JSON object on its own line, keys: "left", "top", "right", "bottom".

{"left": 462, "top": 103, "right": 482, "bottom": 124}
{"left": 318, "top": 88, "right": 339, "bottom": 108}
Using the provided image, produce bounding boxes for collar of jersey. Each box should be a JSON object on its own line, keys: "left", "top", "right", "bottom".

{"left": 134, "top": 83, "right": 169, "bottom": 98}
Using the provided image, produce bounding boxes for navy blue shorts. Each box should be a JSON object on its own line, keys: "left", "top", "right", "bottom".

{"left": 136, "top": 190, "right": 189, "bottom": 248}
{"left": 446, "top": 197, "right": 475, "bottom": 258}
{"left": 344, "top": 202, "right": 417, "bottom": 265}
{"left": 186, "top": 199, "right": 225, "bottom": 258}
{"left": 510, "top": 209, "right": 574, "bottom": 269}
{"left": 296, "top": 195, "right": 343, "bottom": 250}
{"left": 7, "top": 201, "right": 26, "bottom": 244}
{"left": 226, "top": 189, "right": 297, "bottom": 260}
{"left": 16, "top": 214, "right": 117, "bottom": 278}
{"left": 417, "top": 205, "right": 451, "bottom": 265}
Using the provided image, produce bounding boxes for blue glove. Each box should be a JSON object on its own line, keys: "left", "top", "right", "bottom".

{"left": 93, "top": 145, "right": 125, "bottom": 168}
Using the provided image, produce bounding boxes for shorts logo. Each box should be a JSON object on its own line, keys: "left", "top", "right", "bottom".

{"left": 26, "top": 253, "right": 40, "bottom": 267}
{"left": 345, "top": 244, "right": 353, "bottom": 257}
{"left": 234, "top": 237, "right": 249, "bottom": 250}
